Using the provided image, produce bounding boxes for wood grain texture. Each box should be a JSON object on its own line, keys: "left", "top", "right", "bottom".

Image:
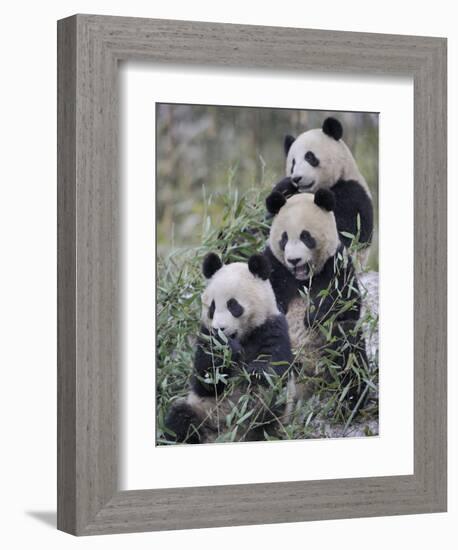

{"left": 57, "top": 14, "right": 447, "bottom": 535}
{"left": 57, "top": 16, "right": 77, "bottom": 534}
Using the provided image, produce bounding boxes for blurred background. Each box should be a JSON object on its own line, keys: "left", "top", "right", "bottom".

{"left": 156, "top": 103, "right": 379, "bottom": 267}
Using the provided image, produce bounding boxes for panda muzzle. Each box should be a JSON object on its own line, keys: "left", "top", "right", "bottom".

{"left": 291, "top": 263, "right": 310, "bottom": 280}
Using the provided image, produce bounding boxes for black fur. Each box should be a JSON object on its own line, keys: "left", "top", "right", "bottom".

{"left": 314, "top": 188, "right": 336, "bottom": 212}
{"left": 323, "top": 319, "right": 369, "bottom": 406}
{"left": 263, "top": 247, "right": 303, "bottom": 315}
{"left": 202, "top": 252, "right": 222, "bottom": 279}
{"left": 279, "top": 231, "right": 288, "bottom": 251}
{"left": 265, "top": 189, "right": 287, "bottom": 215}
{"left": 164, "top": 401, "right": 203, "bottom": 444}
{"left": 191, "top": 326, "right": 242, "bottom": 398}
{"left": 322, "top": 117, "right": 343, "bottom": 140}
{"left": 269, "top": 177, "right": 373, "bottom": 248}
{"left": 227, "top": 298, "right": 244, "bottom": 318}
{"left": 300, "top": 230, "right": 316, "bottom": 249}
{"left": 331, "top": 179, "right": 374, "bottom": 247}
{"left": 208, "top": 299, "right": 215, "bottom": 319}
{"left": 248, "top": 253, "right": 271, "bottom": 280}
{"left": 284, "top": 134, "right": 296, "bottom": 155}
{"left": 269, "top": 176, "right": 298, "bottom": 200}
{"left": 241, "top": 314, "right": 293, "bottom": 378}
{"left": 305, "top": 150, "right": 319, "bottom": 167}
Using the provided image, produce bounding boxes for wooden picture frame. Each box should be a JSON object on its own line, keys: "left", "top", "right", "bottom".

{"left": 57, "top": 14, "right": 447, "bottom": 535}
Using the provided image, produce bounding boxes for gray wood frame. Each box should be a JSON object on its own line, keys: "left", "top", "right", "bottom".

{"left": 57, "top": 14, "right": 447, "bottom": 536}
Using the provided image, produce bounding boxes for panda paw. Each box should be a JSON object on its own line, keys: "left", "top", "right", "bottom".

{"left": 271, "top": 176, "right": 297, "bottom": 197}
{"left": 244, "top": 362, "right": 271, "bottom": 384}
{"left": 212, "top": 330, "right": 242, "bottom": 357}
{"left": 164, "top": 401, "right": 203, "bottom": 444}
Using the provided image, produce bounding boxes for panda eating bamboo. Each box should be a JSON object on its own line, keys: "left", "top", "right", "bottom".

{"left": 263, "top": 189, "right": 370, "bottom": 413}
{"left": 164, "top": 253, "right": 294, "bottom": 444}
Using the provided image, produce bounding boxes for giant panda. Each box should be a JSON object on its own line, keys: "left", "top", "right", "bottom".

{"left": 270, "top": 117, "right": 374, "bottom": 257}
{"left": 165, "top": 252, "right": 293, "bottom": 444}
{"left": 264, "top": 189, "right": 369, "bottom": 411}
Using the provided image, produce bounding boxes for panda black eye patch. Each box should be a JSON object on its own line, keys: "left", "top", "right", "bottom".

{"left": 227, "top": 298, "right": 244, "bottom": 318}
{"left": 304, "top": 151, "right": 319, "bottom": 167}
{"left": 300, "top": 230, "right": 316, "bottom": 249}
{"left": 279, "top": 231, "right": 288, "bottom": 251}
{"left": 208, "top": 299, "right": 215, "bottom": 319}
{"left": 290, "top": 158, "right": 296, "bottom": 174}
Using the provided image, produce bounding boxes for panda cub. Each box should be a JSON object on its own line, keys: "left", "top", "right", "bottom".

{"left": 264, "top": 189, "right": 368, "bottom": 407}
{"left": 271, "top": 117, "right": 374, "bottom": 254}
{"left": 165, "top": 253, "right": 293, "bottom": 444}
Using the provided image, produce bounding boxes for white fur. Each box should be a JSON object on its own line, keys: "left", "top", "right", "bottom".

{"left": 286, "top": 128, "right": 371, "bottom": 196}
{"left": 201, "top": 262, "right": 279, "bottom": 339}
{"left": 269, "top": 194, "right": 340, "bottom": 277}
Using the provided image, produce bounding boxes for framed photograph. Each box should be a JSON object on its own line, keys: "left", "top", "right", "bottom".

{"left": 154, "top": 103, "right": 380, "bottom": 448}
{"left": 57, "top": 14, "right": 447, "bottom": 535}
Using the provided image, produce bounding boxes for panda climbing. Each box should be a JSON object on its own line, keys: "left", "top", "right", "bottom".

{"left": 271, "top": 117, "right": 374, "bottom": 255}
{"left": 165, "top": 253, "right": 293, "bottom": 444}
{"left": 264, "top": 189, "right": 369, "bottom": 409}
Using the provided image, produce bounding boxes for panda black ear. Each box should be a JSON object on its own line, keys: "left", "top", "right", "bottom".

{"left": 284, "top": 134, "right": 296, "bottom": 156}
{"left": 248, "top": 254, "right": 271, "bottom": 281}
{"left": 266, "top": 191, "right": 287, "bottom": 215}
{"left": 202, "top": 253, "right": 223, "bottom": 279}
{"left": 322, "top": 117, "right": 343, "bottom": 141}
{"left": 314, "top": 189, "right": 336, "bottom": 212}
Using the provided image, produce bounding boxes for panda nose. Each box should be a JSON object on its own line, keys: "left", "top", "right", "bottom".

{"left": 288, "top": 258, "right": 301, "bottom": 266}
{"left": 214, "top": 326, "right": 226, "bottom": 332}
{"left": 292, "top": 176, "right": 302, "bottom": 184}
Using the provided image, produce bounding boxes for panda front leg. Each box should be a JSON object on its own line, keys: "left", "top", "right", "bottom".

{"left": 165, "top": 328, "right": 242, "bottom": 444}
{"left": 324, "top": 322, "right": 370, "bottom": 412}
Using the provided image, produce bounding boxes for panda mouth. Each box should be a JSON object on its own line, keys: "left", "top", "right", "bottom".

{"left": 215, "top": 329, "right": 238, "bottom": 340}
{"left": 293, "top": 180, "right": 315, "bottom": 191}
{"left": 291, "top": 264, "right": 310, "bottom": 280}
{"left": 298, "top": 181, "right": 315, "bottom": 191}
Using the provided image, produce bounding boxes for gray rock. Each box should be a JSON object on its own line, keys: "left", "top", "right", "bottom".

{"left": 358, "top": 270, "right": 379, "bottom": 367}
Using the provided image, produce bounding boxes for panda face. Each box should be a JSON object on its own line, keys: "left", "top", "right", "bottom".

{"left": 269, "top": 194, "right": 339, "bottom": 280}
{"left": 278, "top": 228, "right": 317, "bottom": 280}
{"left": 286, "top": 129, "right": 347, "bottom": 193}
{"left": 201, "top": 260, "right": 278, "bottom": 340}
